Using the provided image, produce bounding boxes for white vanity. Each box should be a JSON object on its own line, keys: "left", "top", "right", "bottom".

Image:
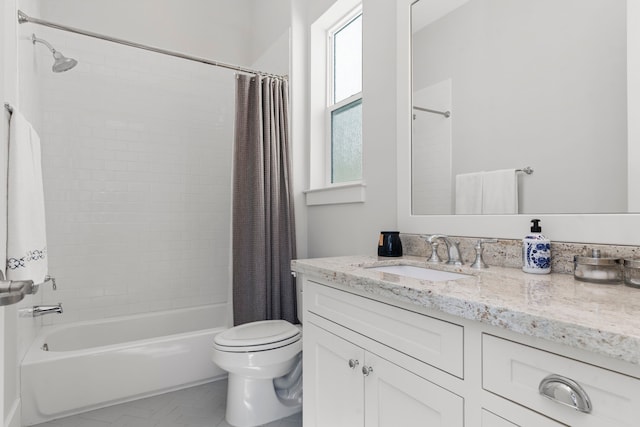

{"left": 293, "top": 256, "right": 640, "bottom": 427}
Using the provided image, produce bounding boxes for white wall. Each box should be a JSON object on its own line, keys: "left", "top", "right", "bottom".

{"left": 412, "top": 80, "right": 452, "bottom": 214}
{"left": 3, "top": 0, "right": 42, "bottom": 425}
{"left": 0, "top": 0, "right": 10, "bottom": 417}
{"left": 629, "top": 0, "right": 640, "bottom": 211}
{"left": 290, "top": 0, "right": 309, "bottom": 260}
{"left": 301, "top": 0, "right": 398, "bottom": 258}
{"left": 0, "top": 0, "right": 5, "bottom": 413}
{"left": 249, "top": 0, "right": 290, "bottom": 71}
{"left": 35, "top": 28, "right": 234, "bottom": 324}
{"left": 15, "top": 0, "right": 43, "bottom": 367}
{"left": 38, "top": 0, "right": 254, "bottom": 68}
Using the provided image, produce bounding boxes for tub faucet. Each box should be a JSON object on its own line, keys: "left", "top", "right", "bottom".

{"left": 21, "top": 303, "right": 63, "bottom": 317}
{"left": 426, "top": 235, "right": 464, "bottom": 266}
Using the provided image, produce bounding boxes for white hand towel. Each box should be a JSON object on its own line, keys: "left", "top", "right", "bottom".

{"left": 482, "top": 169, "right": 518, "bottom": 214}
{"left": 455, "top": 172, "right": 483, "bottom": 214}
{"left": 6, "top": 110, "right": 48, "bottom": 283}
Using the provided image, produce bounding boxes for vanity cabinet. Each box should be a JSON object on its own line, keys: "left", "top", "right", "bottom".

{"left": 300, "top": 273, "right": 640, "bottom": 427}
{"left": 303, "top": 279, "right": 464, "bottom": 427}
{"left": 305, "top": 323, "right": 463, "bottom": 427}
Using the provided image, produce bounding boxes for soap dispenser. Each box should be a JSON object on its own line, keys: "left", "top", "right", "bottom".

{"left": 522, "top": 219, "right": 551, "bottom": 274}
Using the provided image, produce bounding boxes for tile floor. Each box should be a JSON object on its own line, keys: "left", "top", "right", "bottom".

{"left": 32, "top": 380, "right": 302, "bottom": 427}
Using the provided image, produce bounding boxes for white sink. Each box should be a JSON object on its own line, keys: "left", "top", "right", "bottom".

{"left": 368, "top": 265, "right": 470, "bottom": 282}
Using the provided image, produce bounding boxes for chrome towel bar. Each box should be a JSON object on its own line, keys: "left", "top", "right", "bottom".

{"left": 516, "top": 167, "right": 534, "bottom": 175}
{"left": 413, "top": 105, "right": 451, "bottom": 118}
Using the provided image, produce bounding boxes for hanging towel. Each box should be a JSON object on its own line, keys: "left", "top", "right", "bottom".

{"left": 455, "top": 172, "right": 483, "bottom": 214}
{"left": 482, "top": 169, "right": 518, "bottom": 214}
{"left": 5, "top": 110, "right": 48, "bottom": 283}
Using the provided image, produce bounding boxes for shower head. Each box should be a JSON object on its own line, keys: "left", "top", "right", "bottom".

{"left": 31, "top": 33, "right": 78, "bottom": 73}
{"left": 51, "top": 51, "right": 78, "bottom": 72}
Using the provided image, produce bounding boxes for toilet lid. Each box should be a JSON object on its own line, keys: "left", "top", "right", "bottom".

{"left": 214, "top": 320, "right": 300, "bottom": 348}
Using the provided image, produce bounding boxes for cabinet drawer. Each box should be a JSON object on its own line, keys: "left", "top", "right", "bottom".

{"left": 482, "top": 334, "right": 640, "bottom": 427}
{"left": 305, "top": 279, "right": 463, "bottom": 377}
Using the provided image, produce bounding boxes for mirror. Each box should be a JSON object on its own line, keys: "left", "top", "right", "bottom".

{"left": 411, "top": 0, "right": 633, "bottom": 215}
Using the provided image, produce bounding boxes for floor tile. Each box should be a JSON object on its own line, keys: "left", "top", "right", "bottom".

{"left": 31, "top": 379, "right": 301, "bottom": 427}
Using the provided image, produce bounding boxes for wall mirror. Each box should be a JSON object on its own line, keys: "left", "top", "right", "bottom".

{"left": 411, "top": 0, "right": 633, "bottom": 216}
{"left": 396, "top": 0, "right": 639, "bottom": 244}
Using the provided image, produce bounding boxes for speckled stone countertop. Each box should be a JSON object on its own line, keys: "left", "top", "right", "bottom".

{"left": 292, "top": 255, "right": 640, "bottom": 366}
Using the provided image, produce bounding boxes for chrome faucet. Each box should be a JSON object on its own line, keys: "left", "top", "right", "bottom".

{"left": 21, "top": 303, "right": 63, "bottom": 317}
{"left": 426, "top": 235, "right": 464, "bottom": 265}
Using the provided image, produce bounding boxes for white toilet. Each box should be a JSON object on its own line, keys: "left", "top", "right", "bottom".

{"left": 212, "top": 284, "right": 303, "bottom": 427}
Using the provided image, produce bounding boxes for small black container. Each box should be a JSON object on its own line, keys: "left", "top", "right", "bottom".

{"left": 378, "top": 231, "right": 403, "bottom": 257}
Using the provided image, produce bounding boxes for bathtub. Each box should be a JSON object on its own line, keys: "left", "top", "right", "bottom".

{"left": 21, "top": 304, "right": 228, "bottom": 426}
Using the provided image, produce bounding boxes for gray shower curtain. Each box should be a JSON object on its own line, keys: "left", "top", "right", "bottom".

{"left": 232, "top": 74, "right": 297, "bottom": 326}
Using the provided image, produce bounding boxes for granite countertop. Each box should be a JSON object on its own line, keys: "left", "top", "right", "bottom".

{"left": 291, "top": 255, "right": 640, "bottom": 366}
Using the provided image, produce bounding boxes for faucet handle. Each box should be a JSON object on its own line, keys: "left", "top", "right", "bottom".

{"left": 470, "top": 239, "right": 498, "bottom": 269}
{"left": 427, "top": 241, "right": 442, "bottom": 263}
{"left": 45, "top": 275, "right": 57, "bottom": 291}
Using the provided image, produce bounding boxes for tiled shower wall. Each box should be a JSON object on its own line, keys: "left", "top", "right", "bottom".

{"left": 37, "top": 29, "right": 233, "bottom": 324}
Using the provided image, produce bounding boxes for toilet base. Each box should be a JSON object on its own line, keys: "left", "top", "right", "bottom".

{"left": 225, "top": 373, "right": 301, "bottom": 427}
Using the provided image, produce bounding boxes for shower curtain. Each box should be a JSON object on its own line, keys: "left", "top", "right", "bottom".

{"left": 232, "top": 74, "right": 297, "bottom": 326}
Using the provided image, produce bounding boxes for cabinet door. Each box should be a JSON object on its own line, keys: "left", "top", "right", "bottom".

{"left": 481, "top": 410, "right": 518, "bottom": 427}
{"left": 304, "top": 323, "right": 365, "bottom": 427}
{"left": 364, "top": 353, "right": 464, "bottom": 427}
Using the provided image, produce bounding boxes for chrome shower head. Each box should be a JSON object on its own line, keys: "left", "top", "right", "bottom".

{"left": 31, "top": 33, "right": 78, "bottom": 73}
{"left": 51, "top": 51, "right": 78, "bottom": 72}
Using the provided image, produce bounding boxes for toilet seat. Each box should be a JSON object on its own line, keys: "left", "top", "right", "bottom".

{"left": 213, "top": 320, "right": 301, "bottom": 353}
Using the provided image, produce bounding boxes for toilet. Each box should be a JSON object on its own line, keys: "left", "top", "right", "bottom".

{"left": 212, "top": 283, "right": 303, "bottom": 427}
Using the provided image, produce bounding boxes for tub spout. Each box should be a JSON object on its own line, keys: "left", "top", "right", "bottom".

{"left": 21, "top": 303, "right": 63, "bottom": 317}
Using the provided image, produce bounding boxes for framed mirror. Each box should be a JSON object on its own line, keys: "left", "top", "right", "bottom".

{"left": 396, "top": 0, "right": 640, "bottom": 244}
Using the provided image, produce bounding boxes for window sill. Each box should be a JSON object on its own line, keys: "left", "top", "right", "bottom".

{"left": 304, "top": 182, "right": 366, "bottom": 206}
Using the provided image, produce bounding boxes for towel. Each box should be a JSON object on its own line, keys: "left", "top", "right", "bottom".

{"left": 482, "top": 169, "right": 518, "bottom": 214}
{"left": 455, "top": 172, "right": 483, "bottom": 214}
{"left": 5, "top": 110, "right": 48, "bottom": 283}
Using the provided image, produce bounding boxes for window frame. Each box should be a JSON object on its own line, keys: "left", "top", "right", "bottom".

{"left": 324, "top": 7, "right": 363, "bottom": 186}
{"left": 306, "top": 0, "right": 366, "bottom": 206}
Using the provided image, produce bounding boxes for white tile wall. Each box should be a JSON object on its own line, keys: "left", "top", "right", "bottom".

{"left": 37, "top": 30, "right": 234, "bottom": 324}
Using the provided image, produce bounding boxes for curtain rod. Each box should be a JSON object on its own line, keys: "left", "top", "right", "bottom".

{"left": 17, "top": 10, "right": 287, "bottom": 80}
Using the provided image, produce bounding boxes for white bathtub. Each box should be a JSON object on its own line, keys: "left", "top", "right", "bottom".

{"left": 21, "top": 304, "right": 228, "bottom": 426}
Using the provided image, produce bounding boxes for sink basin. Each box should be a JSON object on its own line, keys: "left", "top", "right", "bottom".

{"left": 368, "top": 265, "right": 470, "bottom": 282}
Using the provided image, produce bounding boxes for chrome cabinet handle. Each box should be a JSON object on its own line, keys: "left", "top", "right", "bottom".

{"left": 538, "top": 374, "right": 592, "bottom": 413}
{"left": 348, "top": 359, "right": 359, "bottom": 369}
{"left": 362, "top": 365, "right": 373, "bottom": 376}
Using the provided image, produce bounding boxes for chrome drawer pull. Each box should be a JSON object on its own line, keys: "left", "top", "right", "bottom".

{"left": 348, "top": 359, "right": 359, "bottom": 369}
{"left": 538, "top": 374, "right": 592, "bottom": 414}
{"left": 362, "top": 365, "right": 373, "bottom": 376}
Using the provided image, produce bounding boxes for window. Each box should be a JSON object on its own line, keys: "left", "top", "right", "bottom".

{"left": 327, "top": 10, "right": 362, "bottom": 184}
{"left": 307, "top": 0, "right": 365, "bottom": 205}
